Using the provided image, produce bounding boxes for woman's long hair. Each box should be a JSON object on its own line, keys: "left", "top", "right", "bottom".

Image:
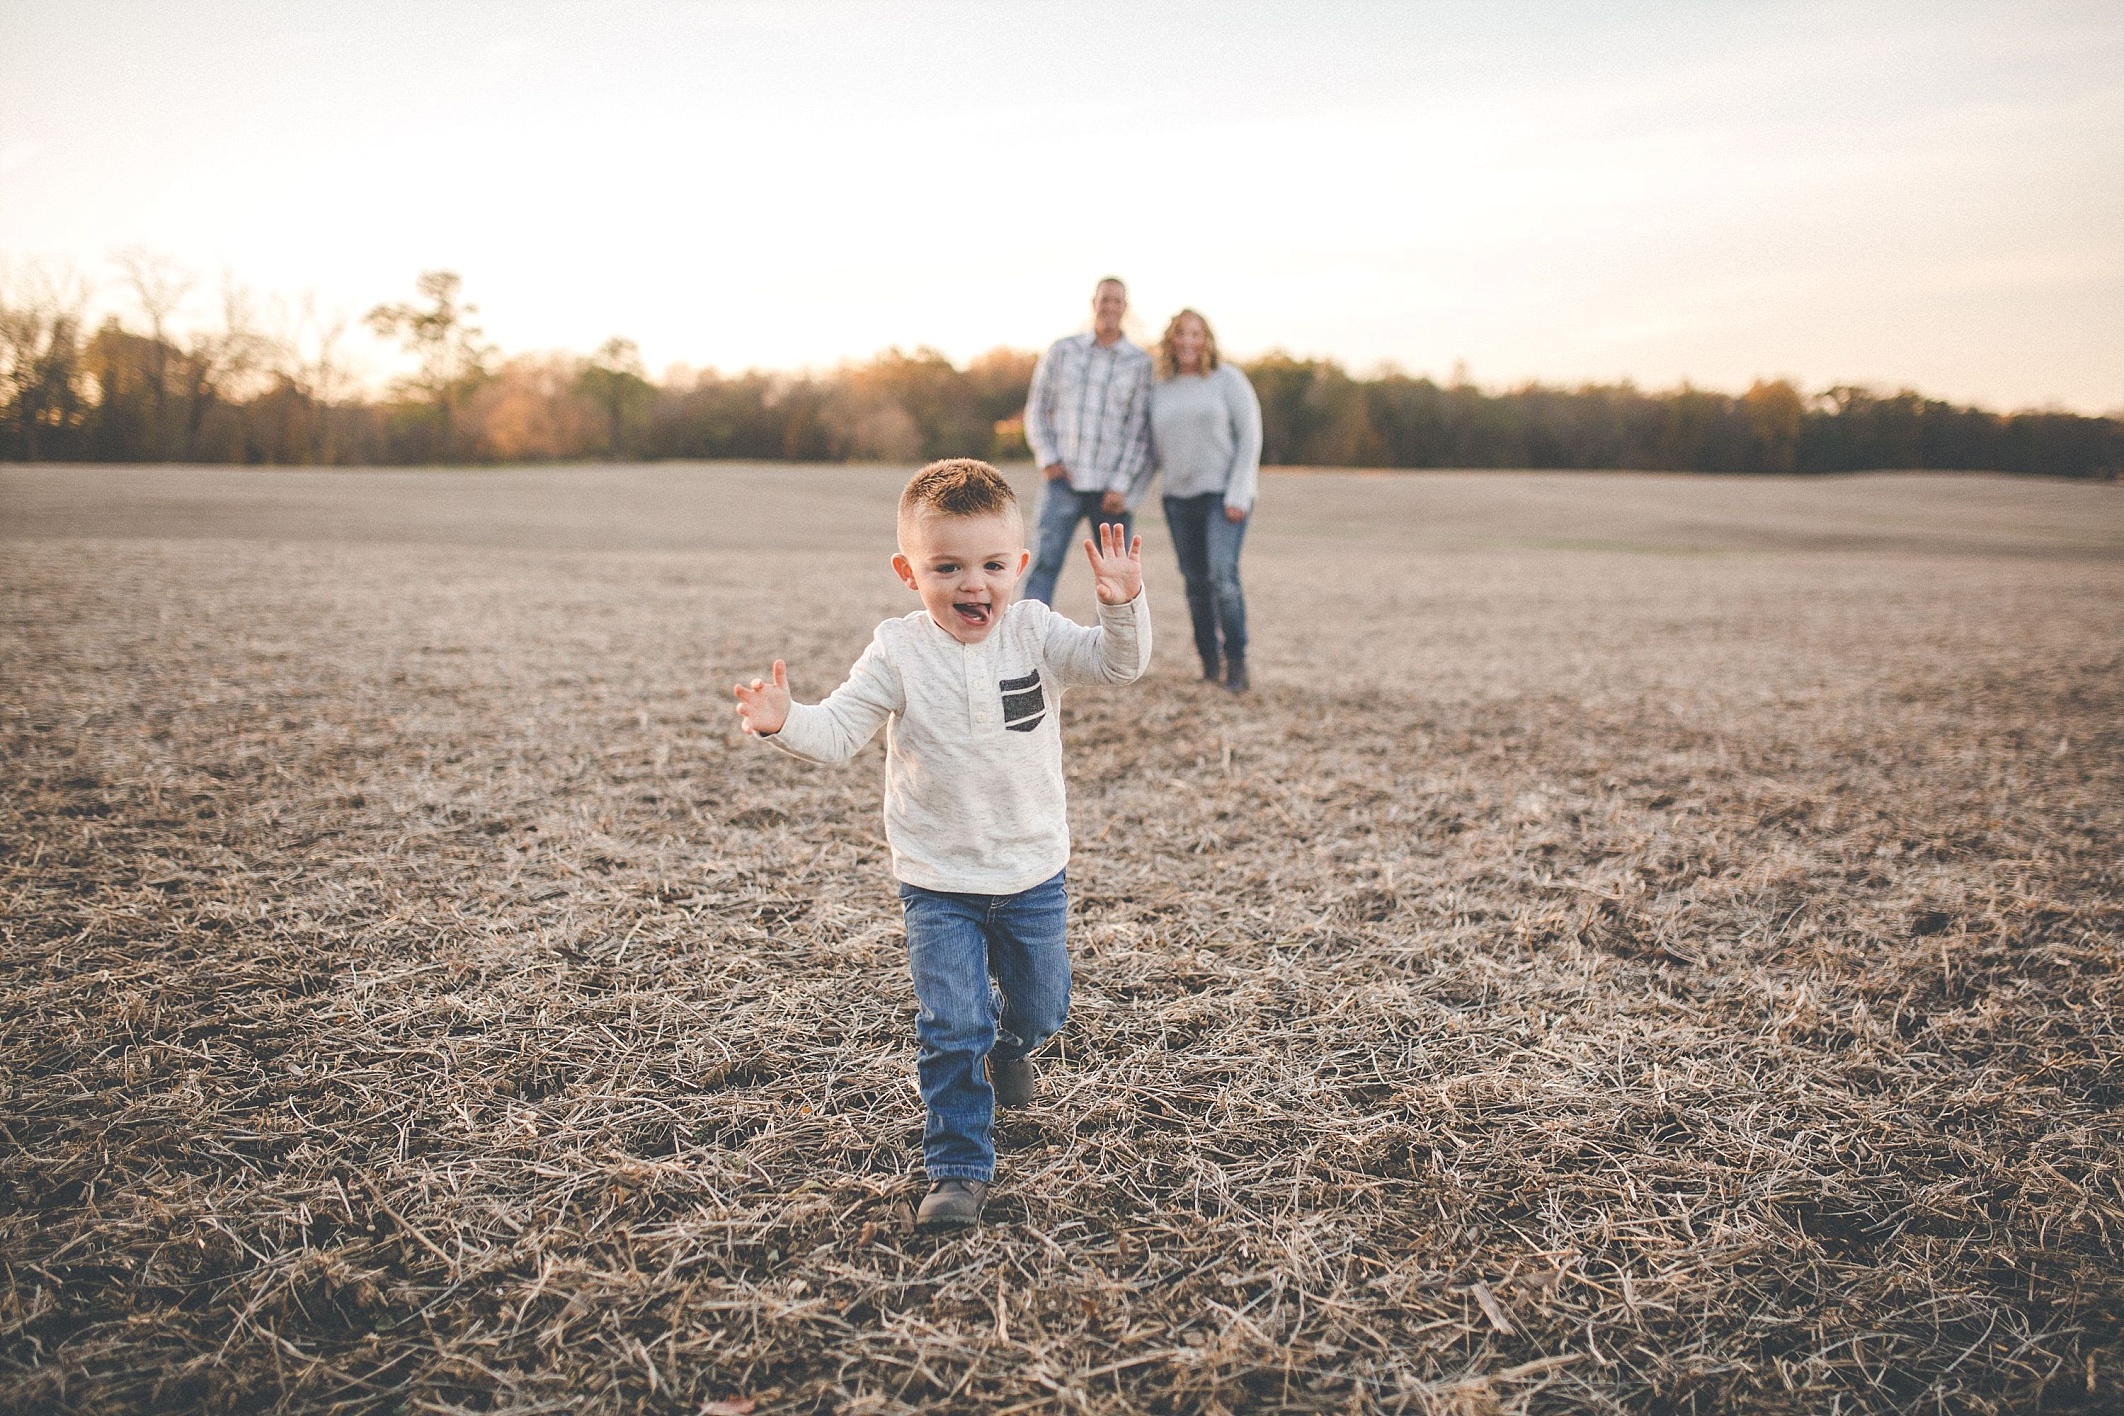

{"left": 1154, "top": 309, "right": 1221, "bottom": 381}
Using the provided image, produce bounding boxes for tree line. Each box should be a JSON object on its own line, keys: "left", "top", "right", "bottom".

{"left": 4, "top": 265, "right": 2118, "bottom": 477}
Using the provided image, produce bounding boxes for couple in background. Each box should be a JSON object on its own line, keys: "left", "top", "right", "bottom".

{"left": 1021, "top": 277, "right": 1263, "bottom": 694}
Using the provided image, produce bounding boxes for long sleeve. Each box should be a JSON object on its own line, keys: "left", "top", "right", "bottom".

{"left": 1023, "top": 343, "right": 1060, "bottom": 470}
{"left": 1116, "top": 356, "right": 1156, "bottom": 507}
{"left": 766, "top": 636, "right": 903, "bottom": 764}
{"left": 1037, "top": 591, "right": 1152, "bottom": 688}
{"left": 1221, "top": 365, "right": 1264, "bottom": 513}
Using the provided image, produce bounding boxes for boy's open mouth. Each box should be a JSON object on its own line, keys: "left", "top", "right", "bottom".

{"left": 954, "top": 602, "right": 992, "bottom": 626}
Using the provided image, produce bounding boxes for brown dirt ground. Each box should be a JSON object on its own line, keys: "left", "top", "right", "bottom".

{"left": 3, "top": 464, "right": 2121, "bottom": 1415}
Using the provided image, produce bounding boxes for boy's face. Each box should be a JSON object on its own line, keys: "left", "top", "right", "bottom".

{"left": 892, "top": 511, "right": 1029, "bottom": 645}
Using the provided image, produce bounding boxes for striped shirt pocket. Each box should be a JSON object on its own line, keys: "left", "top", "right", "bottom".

{"left": 999, "top": 671, "right": 1046, "bottom": 732}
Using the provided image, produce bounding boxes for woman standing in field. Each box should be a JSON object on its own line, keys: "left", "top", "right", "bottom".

{"left": 1151, "top": 309, "right": 1262, "bottom": 692}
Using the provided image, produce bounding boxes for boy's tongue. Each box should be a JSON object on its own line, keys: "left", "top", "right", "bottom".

{"left": 955, "top": 602, "right": 990, "bottom": 625}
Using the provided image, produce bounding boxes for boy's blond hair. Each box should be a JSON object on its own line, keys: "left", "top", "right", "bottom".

{"left": 898, "top": 458, "right": 1021, "bottom": 539}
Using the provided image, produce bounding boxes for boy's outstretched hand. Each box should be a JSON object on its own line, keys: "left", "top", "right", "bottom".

{"left": 734, "top": 660, "right": 791, "bottom": 736}
{"left": 1083, "top": 521, "right": 1143, "bottom": 605}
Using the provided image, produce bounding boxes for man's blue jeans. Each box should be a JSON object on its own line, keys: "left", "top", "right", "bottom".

{"left": 1023, "top": 483, "right": 1134, "bottom": 606}
{"left": 896, "top": 870, "right": 1071, "bottom": 1181}
{"left": 1164, "top": 492, "right": 1250, "bottom": 668}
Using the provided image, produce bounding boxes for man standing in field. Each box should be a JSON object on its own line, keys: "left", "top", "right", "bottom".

{"left": 1021, "top": 276, "right": 1155, "bottom": 605}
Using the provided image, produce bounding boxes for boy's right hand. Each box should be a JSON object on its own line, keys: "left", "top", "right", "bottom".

{"left": 734, "top": 660, "right": 791, "bottom": 736}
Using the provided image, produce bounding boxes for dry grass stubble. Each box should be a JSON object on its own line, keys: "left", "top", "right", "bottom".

{"left": 2, "top": 465, "right": 2121, "bottom": 1414}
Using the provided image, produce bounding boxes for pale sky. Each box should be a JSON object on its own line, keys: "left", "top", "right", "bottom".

{"left": 3, "top": 0, "right": 2120, "bottom": 412}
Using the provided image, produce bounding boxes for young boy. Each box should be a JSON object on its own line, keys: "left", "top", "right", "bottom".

{"left": 732, "top": 458, "right": 1150, "bottom": 1229}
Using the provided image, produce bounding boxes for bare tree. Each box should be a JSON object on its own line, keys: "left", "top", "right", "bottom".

{"left": 113, "top": 248, "right": 193, "bottom": 456}
{"left": 173, "top": 277, "right": 276, "bottom": 459}
{"left": 287, "top": 292, "right": 354, "bottom": 462}
{"left": 0, "top": 260, "right": 92, "bottom": 460}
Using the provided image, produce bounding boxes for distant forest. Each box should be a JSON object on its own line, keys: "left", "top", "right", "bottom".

{"left": 4, "top": 266, "right": 2119, "bottom": 477}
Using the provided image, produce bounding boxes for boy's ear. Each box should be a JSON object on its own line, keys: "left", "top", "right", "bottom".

{"left": 891, "top": 552, "right": 920, "bottom": 592}
{"left": 1013, "top": 548, "right": 1031, "bottom": 579}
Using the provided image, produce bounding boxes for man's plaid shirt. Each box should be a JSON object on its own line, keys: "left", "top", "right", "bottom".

{"left": 1023, "top": 333, "right": 1155, "bottom": 505}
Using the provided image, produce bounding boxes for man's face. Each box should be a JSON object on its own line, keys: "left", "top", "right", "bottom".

{"left": 892, "top": 511, "right": 1030, "bottom": 645}
{"left": 1092, "top": 281, "right": 1127, "bottom": 341}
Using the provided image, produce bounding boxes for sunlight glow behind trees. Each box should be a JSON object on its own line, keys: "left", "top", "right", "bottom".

{"left": 4, "top": 265, "right": 2117, "bottom": 475}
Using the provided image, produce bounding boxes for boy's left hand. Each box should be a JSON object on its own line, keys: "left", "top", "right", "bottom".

{"left": 1083, "top": 521, "right": 1143, "bottom": 605}
{"left": 733, "top": 659, "right": 792, "bottom": 735}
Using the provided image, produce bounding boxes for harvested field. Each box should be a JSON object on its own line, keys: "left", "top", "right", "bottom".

{"left": 3, "top": 463, "right": 2121, "bottom": 1415}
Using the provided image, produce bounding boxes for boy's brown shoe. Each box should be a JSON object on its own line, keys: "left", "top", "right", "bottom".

{"left": 988, "top": 1054, "right": 1038, "bottom": 1108}
{"left": 916, "top": 1178, "right": 988, "bottom": 1229}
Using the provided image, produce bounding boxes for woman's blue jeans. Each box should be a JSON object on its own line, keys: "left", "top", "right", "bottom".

{"left": 896, "top": 869, "right": 1071, "bottom": 1181}
{"left": 1164, "top": 492, "right": 1249, "bottom": 668}
{"left": 1024, "top": 485, "right": 1134, "bottom": 606}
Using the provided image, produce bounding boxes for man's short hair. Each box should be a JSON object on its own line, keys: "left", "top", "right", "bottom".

{"left": 900, "top": 458, "right": 1019, "bottom": 530}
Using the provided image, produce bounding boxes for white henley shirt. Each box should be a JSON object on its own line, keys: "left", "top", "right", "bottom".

{"left": 765, "top": 592, "right": 1152, "bottom": 894}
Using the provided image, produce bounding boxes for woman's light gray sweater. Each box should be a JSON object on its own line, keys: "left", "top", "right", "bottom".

{"left": 1150, "top": 362, "right": 1264, "bottom": 512}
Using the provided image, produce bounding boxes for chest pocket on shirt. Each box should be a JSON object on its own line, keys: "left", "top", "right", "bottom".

{"left": 999, "top": 671, "right": 1046, "bottom": 732}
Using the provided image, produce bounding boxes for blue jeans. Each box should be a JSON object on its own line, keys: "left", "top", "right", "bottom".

{"left": 1023, "top": 484, "right": 1133, "bottom": 606}
{"left": 896, "top": 870, "right": 1071, "bottom": 1181}
{"left": 1164, "top": 492, "right": 1249, "bottom": 668}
